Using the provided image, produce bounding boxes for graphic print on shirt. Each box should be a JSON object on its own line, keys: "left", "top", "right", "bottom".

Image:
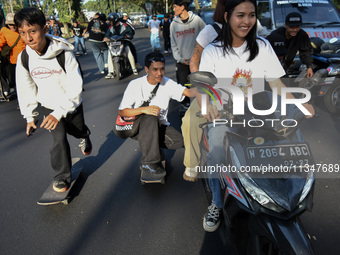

{"left": 91, "top": 19, "right": 103, "bottom": 34}
{"left": 175, "top": 28, "right": 196, "bottom": 40}
{"left": 231, "top": 68, "right": 253, "bottom": 99}
{"left": 31, "top": 67, "right": 63, "bottom": 79}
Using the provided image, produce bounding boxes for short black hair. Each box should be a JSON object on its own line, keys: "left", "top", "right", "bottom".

{"left": 173, "top": 0, "right": 191, "bottom": 10}
{"left": 15, "top": 7, "right": 46, "bottom": 28}
{"left": 145, "top": 52, "right": 165, "bottom": 68}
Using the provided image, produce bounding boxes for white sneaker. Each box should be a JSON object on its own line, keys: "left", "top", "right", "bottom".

{"left": 164, "top": 50, "right": 168, "bottom": 54}
{"left": 183, "top": 167, "right": 197, "bottom": 182}
{"left": 101, "top": 71, "right": 105, "bottom": 74}
{"left": 105, "top": 73, "right": 115, "bottom": 79}
{"left": 133, "top": 69, "right": 138, "bottom": 75}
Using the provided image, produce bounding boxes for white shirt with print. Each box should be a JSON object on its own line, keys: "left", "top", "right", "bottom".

{"left": 119, "top": 75, "right": 186, "bottom": 125}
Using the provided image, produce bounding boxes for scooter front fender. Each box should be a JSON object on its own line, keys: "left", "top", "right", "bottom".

{"left": 248, "top": 214, "right": 314, "bottom": 255}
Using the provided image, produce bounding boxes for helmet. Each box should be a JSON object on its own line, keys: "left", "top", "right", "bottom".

{"left": 108, "top": 13, "right": 119, "bottom": 24}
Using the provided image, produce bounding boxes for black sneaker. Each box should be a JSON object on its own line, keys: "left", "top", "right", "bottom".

{"left": 203, "top": 202, "right": 222, "bottom": 232}
{"left": 140, "top": 163, "right": 166, "bottom": 178}
{"left": 79, "top": 137, "right": 92, "bottom": 155}
{"left": 53, "top": 180, "right": 69, "bottom": 193}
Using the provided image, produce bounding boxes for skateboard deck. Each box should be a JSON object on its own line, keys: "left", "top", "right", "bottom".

{"left": 37, "top": 158, "right": 83, "bottom": 205}
{"left": 140, "top": 160, "right": 166, "bottom": 185}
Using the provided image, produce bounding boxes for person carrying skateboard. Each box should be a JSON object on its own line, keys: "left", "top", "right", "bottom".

{"left": 14, "top": 7, "right": 92, "bottom": 193}
{"left": 118, "top": 52, "right": 196, "bottom": 179}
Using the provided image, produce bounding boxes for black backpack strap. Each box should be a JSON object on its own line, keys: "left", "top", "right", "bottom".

{"left": 21, "top": 49, "right": 29, "bottom": 71}
{"left": 212, "top": 23, "right": 221, "bottom": 34}
{"left": 21, "top": 49, "right": 66, "bottom": 73}
{"left": 56, "top": 50, "right": 66, "bottom": 73}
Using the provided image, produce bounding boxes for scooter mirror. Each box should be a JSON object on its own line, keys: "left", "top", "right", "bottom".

{"left": 187, "top": 71, "right": 217, "bottom": 88}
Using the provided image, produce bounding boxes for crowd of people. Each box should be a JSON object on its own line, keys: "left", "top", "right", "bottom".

{"left": 0, "top": 0, "right": 315, "bottom": 233}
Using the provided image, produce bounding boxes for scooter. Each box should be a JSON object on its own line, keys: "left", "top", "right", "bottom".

{"left": 107, "top": 35, "right": 131, "bottom": 80}
{"left": 297, "top": 37, "right": 340, "bottom": 113}
{"left": 189, "top": 71, "right": 315, "bottom": 255}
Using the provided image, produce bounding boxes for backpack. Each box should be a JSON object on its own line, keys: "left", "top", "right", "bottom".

{"left": 21, "top": 49, "right": 84, "bottom": 78}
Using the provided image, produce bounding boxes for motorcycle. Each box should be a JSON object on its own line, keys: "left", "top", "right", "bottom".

{"left": 189, "top": 71, "right": 315, "bottom": 254}
{"left": 294, "top": 37, "right": 340, "bottom": 113}
{"left": 107, "top": 35, "right": 131, "bottom": 80}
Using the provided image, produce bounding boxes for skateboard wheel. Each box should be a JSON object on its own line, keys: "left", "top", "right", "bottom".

{"left": 62, "top": 199, "right": 69, "bottom": 205}
{"left": 161, "top": 179, "right": 165, "bottom": 184}
{"left": 141, "top": 181, "right": 146, "bottom": 186}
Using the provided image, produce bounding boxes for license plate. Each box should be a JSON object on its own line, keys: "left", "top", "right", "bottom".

{"left": 246, "top": 144, "right": 313, "bottom": 167}
{"left": 110, "top": 42, "right": 121, "bottom": 46}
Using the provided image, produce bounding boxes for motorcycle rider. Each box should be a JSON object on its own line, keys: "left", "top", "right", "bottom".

{"left": 104, "top": 13, "right": 138, "bottom": 78}
{"left": 266, "top": 12, "right": 314, "bottom": 78}
{"left": 196, "top": 0, "right": 315, "bottom": 232}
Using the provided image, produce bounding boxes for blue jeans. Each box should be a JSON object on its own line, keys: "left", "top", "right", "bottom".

{"left": 90, "top": 41, "right": 108, "bottom": 72}
{"left": 74, "top": 36, "right": 86, "bottom": 54}
{"left": 150, "top": 32, "right": 160, "bottom": 51}
{"left": 207, "top": 124, "right": 230, "bottom": 209}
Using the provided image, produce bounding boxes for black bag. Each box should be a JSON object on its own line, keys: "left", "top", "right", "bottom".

{"left": 1, "top": 35, "right": 21, "bottom": 58}
{"left": 114, "top": 83, "right": 160, "bottom": 139}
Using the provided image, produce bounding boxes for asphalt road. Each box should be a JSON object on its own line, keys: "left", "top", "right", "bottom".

{"left": 1, "top": 26, "right": 340, "bottom": 255}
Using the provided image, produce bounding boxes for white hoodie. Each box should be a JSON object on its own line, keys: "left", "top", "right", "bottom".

{"left": 16, "top": 34, "right": 83, "bottom": 123}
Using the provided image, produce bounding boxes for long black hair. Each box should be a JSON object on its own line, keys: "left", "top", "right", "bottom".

{"left": 214, "top": 0, "right": 260, "bottom": 62}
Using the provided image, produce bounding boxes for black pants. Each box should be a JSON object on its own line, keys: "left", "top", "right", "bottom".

{"left": 163, "top": 33, "right": 171, "bottom": 51}
{"left": 6, "top": 63, "right": 16, "bottom": 90}
{"left": 176, "top": 62, "right": 191, "bottom": 105}
{"left": 41, "top": 104, "right": 91, "bottom": 183}
{"left": 132, "top": 115, "right": 184, "bottom": 164}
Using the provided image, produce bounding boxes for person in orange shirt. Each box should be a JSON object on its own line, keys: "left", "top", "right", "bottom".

{"left": 0, "top": 13, "right": 26, "bottom": 96}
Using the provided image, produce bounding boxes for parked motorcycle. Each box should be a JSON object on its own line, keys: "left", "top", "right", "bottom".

{"left": 296, "top": 37, "right": 340, "bottom": 113}
{"left": 189, "top": 71, "right": 315, "bottom": 255}
{"left": 107, "top": 35, "right": 131, "bottom": 80}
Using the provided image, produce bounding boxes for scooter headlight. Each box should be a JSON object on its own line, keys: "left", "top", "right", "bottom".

{"left": 230, "top": 147, "right": 285, "bottom": 213}
{"left": 298, "top": 170, "right": 314, "bottom": 204}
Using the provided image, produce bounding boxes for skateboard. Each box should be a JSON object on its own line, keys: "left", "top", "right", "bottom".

{"left": 37, "top": 158, "right": 83, "bottom": 205}
{"left": 140, "top": 160, "right": 166, "bottom": 185}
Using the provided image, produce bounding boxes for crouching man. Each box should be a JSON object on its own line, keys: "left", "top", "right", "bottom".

{"left": 118, "top": 52, "right": 195, "bottom": 178}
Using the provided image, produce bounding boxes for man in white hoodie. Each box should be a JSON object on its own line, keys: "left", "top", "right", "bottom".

{"left": 15, "top": 8, "right": 92, "bottom": 193}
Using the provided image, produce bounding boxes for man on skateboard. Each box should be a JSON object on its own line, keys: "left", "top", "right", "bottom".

{"left": 15, "top": 8, "right": 92, "bottom": 193}
{"left": 117, "top": 52, "right": 196, "bottom": 181}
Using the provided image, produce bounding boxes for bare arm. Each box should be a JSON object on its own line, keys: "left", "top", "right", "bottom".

{"left": 119, "top": 105, "right": 161, "bottom": 118}
{"left": 190, "top": 43, "right": 204, "bottom": 73}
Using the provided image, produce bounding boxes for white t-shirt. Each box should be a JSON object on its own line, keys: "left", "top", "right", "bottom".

{"left": 148, "top": 19, "right": 161, "bottom": 34}
{"left": 199, "top": 38, "right": 285, "bottom": 105}
{"left": 196, "top": 22, "right": 222, "bottom": 48}
{"left": 119, "top": 75, "right": 186, "bottom": 125}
